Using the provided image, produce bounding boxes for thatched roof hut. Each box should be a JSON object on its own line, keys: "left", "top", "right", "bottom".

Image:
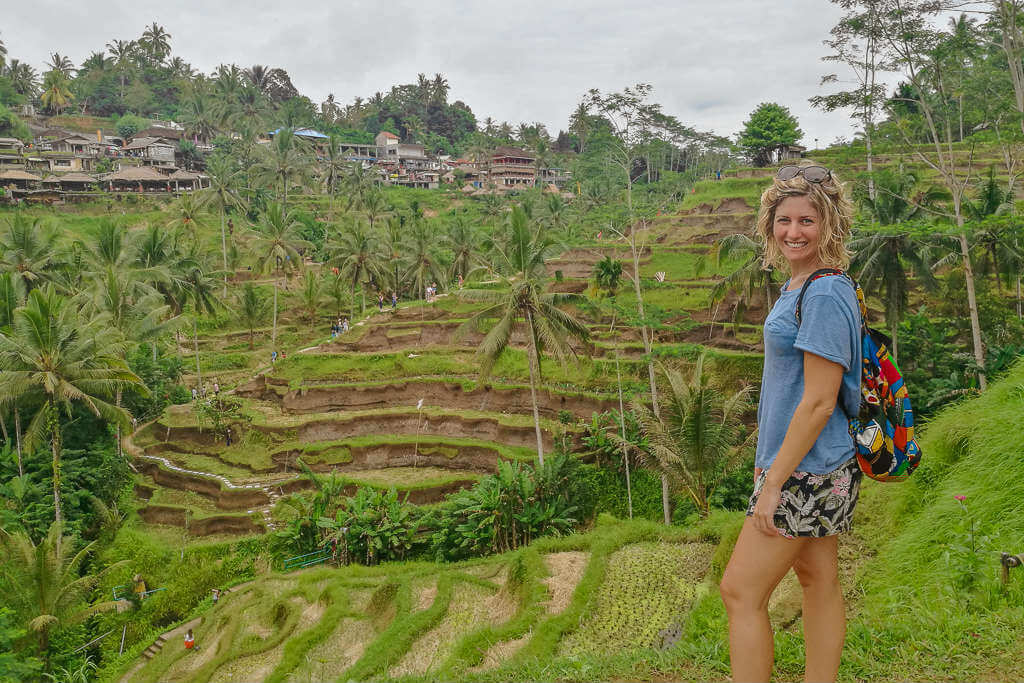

{"left": 0, "top": 169, "right": 42, "bottom": 181}
{"left": 104, "top": 166, "right": 167, "bottom": 182}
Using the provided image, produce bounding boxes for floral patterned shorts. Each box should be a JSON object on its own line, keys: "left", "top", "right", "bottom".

{"left": 746, "top": 457, "right": 862, "bottom": 538}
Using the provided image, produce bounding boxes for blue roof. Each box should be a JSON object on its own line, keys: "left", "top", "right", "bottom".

{"left": 268, "top": 127, "right": 329, "bottom": 139}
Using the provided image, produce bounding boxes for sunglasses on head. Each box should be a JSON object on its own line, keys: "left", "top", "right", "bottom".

{"left": 776, "top": 165, "right": 832, "bottom": 183}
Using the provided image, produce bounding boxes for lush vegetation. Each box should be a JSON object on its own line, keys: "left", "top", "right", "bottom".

{"left": 1, "top": 3, "right": 1024, "bottom": 680}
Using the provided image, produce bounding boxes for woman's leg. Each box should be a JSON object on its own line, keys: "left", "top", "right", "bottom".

{"left": 721, "top": 518, "right": 808, "bottom": 682}
{"left": 792, "top": 535, "right": 844, "bottom": 683}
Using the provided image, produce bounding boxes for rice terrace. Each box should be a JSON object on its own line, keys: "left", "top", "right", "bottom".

{"left": 1, "top": 2, "right": 1024, "bottom": 682}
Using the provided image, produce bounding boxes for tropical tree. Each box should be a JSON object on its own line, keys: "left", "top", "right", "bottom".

{"left": 0, "top": 286, "right": 143, "bottom": 524}
{"left": 0, "top": 522, "right": 126, "bottom": 658}
{"left": 0, "top": 215, "right": 60, "bottom": 290}
{"left": 200, "top": 156, "right": 245, "bottom": 296}
{"left": 165, "top": 192, "right": 205, "bottom": 245}
{"left": 359, "top": 190, "right": 390, "bottom": 233}
{"left": 626, "top": 355, "right": 753, "bottom": 518}
{"left": 40, "top": 70, "right": 73, "bottom": 115}
{"left": 849, "top": 225, "right": 936, "bottom": 360}
{"left": 708, "top": 233, "right": 778, "bottom": 330}
{"left": 328, "top": 219, "right": 385, "bottom": 317}
{"left": 320, "top": 134, "right": 348, "bottom": 215}
{"left": 139, "top": 22, "right": 172, "bottom": 64}
{"left": 250, "top": 202, "right": 309, "bottom": 346}
{"left": 446, "top": 215, "right": 482, "bottom": 282}
{"left": 253, "top": 128, "right": 311, "bottom": 209}
{"left": 298, "top": 271, "right": 326, "bottom": 328}
{"left": 104, "top": 39, "right": 136, "bottom": 102}
{"left": 737, "top": 102, "right": 803, "bottom": 166}
{"left": 5, "top": 60, "right": 39, "bottom": 98}
{"left": 235, "top": 283, "right": 269, "bottom": 349}
{"left": 44, "top": 53, "right": 75, "bottom": 78}
{"left": 402, "top": 220, "right": 446, "bottom": 301}
{"left": 181, "top": 259, "right": 220, "bottom": 391}
{"left": 853, "top": 166, "right": 949, "bottom": 225}
{"left": 457, "top": 207, "right": 590, "bottom": 465}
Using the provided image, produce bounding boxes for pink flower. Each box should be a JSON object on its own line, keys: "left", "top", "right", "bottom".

{"left": 954, "top": 495, "right": 966, "bottom": 502}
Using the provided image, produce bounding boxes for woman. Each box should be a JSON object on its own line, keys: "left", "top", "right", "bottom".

{"left": 720, "top": 164, "right": 862, "bottom": 683}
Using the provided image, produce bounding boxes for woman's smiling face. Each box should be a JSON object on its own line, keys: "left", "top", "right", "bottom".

{"left": 773, "top": 195, "right": 822, "bottom": 271}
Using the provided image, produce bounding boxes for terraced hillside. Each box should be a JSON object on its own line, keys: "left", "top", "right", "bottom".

{"left": 130, "top": 195, "right": 768, "bottom": 541}
{"left": 114, "top": 518, "right": 730, "bottom": 683}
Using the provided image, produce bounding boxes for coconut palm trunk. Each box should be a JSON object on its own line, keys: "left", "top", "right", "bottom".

{"left": 616, "top": 352, "right": 633, "bottom": 519}
{"left": 194, "top": 316, "right": 203, "bottom": 392}
{"left": 629, "top": 226, "right": 671, "bottom": 524}
{"left": 526, "top": 309, "right": 545, "bottom": 466}
{"left": 14, "top": 406, "right": 23, "bottom": 477}
{"left": 48, "top": 402, "right": 62, "bottom": 525}
{"left": 220, "top": 211, "right": 229, "bottom": 298}
{"left": 272, "top": 279, "right": 279, "bottom": 348}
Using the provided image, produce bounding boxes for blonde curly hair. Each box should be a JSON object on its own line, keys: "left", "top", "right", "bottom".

{"left": 755, "top": 165, "right": 854, "bottom": 272}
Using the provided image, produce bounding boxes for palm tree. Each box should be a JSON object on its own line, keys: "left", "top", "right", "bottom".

{"left": 708, "top": 234, "right": 778, "bottom": 331}
{"left": 254, "top": 128, "right": 311, "bottom": 209}
{"left": 44, "top": 53, "right": 75, "bottom": 78}
{"left": 0, "top": 215, "right": 60, "bottom": 291}
{"left": 140, "top": 22, "right": 172, "bottom": 63}
{"left": 0, "top": 36, "right": 6, "bottom": 72}
{"left": 320, "top": 134, "right": 348, "bottom": 215}
{"left": 0, "top": 273, "right": 26, "bottom": 476}
{"left": 855, "top": 166, "right": 949, "bottom": 225}
{"left": 849, "top": 226, "right": 937, "bottom": 360}
{"left": 5, "top": 60, "right": 39, "bottom": 97}
{"left": 40, "top": 70, "right": 74, "bottom": 115}
{"left": 250, "top": 202, "right": 310, "bottom": 346}
{"left": 626, "top": 354, "right": 753, "bottom": 518}
{"left": 235, "top": 283, "right": 270, "bottom": 349}
{"left": 359, "top": 189, "right": 390, "bottom": 233}
{"left": 181, "top": 260, "right": 220, "bottom": 391}
{"left": 165, "top": 192, "right": 205, "bottom": 245}
{"left": 446, "top": 215, "right": 481, "bottom": 282}
{"left": 0, "top": 286, "right": 143, "bottom": 524}
{"left": 593, "top": 256, "right": 624, "bottom": 331}
{"left": 402, "top": 220, "right": 447, "bottom": 301}
{"left": 328, "top": 219, "right": 385, "bottom": 317}
{"left": 298, "top": 271, "right": 326, "bottom": 328}
{"left": 105, "top": 40, "right": 137, "bottom": 102}
{"left": 200, "top": 156, "right": 245, "bottom": 295}
{"left": 179, "top": 88, "right": 219, "bottom": 144}
{"left": 0, "top": 523, "right": 126, "bottom": 658}
{"left": 457, "top": 206, "right": 590, "bottom": 465}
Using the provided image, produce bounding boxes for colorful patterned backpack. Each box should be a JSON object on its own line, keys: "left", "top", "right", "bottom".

{"left": 795, "top": 268, "right": 922, "bottom": 482}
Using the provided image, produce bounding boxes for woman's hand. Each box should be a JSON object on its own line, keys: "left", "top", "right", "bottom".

{"left": 751, "top": 481, "right": 782, "bottom": 537}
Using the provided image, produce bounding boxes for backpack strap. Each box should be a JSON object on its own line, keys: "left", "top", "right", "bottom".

{"left": 794, "top": 268, "right": 846, "bottom": 325}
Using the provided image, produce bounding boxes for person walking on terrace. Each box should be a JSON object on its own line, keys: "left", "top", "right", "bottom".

{"left": 378, "top": 292, "right": 384, "bottom": 312}
{"left": 720, "top": 164, "right": 862, "bottom": 683}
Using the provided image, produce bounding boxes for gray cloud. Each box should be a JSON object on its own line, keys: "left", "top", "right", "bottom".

{"left": 9, "top": 0, "right": 868, "bottom": 147}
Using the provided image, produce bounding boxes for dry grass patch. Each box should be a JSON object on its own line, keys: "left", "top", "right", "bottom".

{"left": 541, "top": 551, "right": 590, "bottom": 614}
{"left": 389, "top": 580, "right": 516, "bottom": 677}
{"left": 470, "top": 632, "right": 532, "bottom": 672}
{"left": 290, "top": 617, "right": 375, "bottom": 681}
{"left": 413, "top": 578, "right": 438, "bottom": 611}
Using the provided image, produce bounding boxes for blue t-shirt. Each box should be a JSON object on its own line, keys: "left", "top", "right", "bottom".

{"left": 755, "top": 275, "right": 862, "bottom": 474}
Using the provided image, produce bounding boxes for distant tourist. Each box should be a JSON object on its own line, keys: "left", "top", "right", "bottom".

{"left": 378, "top": 292, "right": 384, "bottom": 312}
{"left": 720, "top": 163, "right": 860, "bottom": 683}
{"left": 213, "top": 380, "right": 220, "bottom": 395}
{"left": 342, "top": 318, "right": 349, "bottom": 333}
{"left": 184, "top": 629, "right": 196, "bottom": 651}
{"left": 225, "top": 427, "right": 232, "bottom": 447}
{"left": 191, "top": 387, "right": 198, "bottom": 401}
{"left": 391, "top": 292, "right": 397, "bottom": 310}
{"left": 271, "top": 350, "right": 278, "bottom": 364}
{"left": 457, "top": 274, "right": 463, "bottom": 289}
{"left": 211, "top": 588, "right": 221, "bottom": 605}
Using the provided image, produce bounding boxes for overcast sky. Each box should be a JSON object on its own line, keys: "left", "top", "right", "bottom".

{"left": 8, "top": 0, "right": 871, "bottom": 148}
